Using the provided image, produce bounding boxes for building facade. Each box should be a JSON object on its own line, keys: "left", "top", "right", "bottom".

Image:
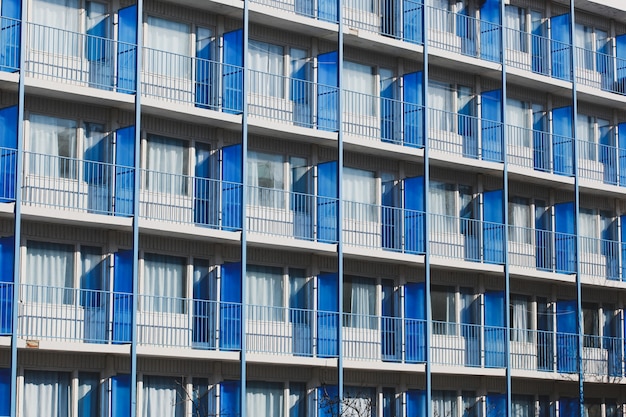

{"left": 0, "top": 0, "right": 626, "bottom": 416}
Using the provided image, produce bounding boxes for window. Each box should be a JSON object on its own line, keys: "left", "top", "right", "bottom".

{"left": 343, "top": 276, "right": 376, "bottom": 328}
{"left": 509, "top": 197, "right": 532, "bottom": 244}
{"left": 506, "top": 98, "right": 531, "bottom": 147}
{"left": 246, "top": 266, "right": 309, "bottom": 321}
{"left": 433, "top": 390, "right": 458, "bottom": 417}
{"left": 510, "top": 295, "right": 531, "bottom": 342}
{"left": 583, "top": 303, "right": 600, "bottom": 348}
{"left": 577, "top": 114, "right": 610, "bottom": 161}
{"left": 429, "top": 81, "right": 474, "bottom": 133}
{"left": 462, "top": 392, "right": 479, "bottom": 417}
{"left": 583, "top": 399, "right": 602, "bottom": 417}
{"left": 505, "top": 6, "right": 528, "bottom": 52}
{"left": 142, "top": 375, "right": 185, "bottom": 417}
{"left": 247, "top": 151, "right": 284, "bottom": 208}
{"left": 579, "top": 208, "right": 615, "bottom": 253}
{"left": 77, "top": 372, "right": 99, "bottom": 417}
{"left": 146, "top": 17, "right": 191, "bottom": 78}
{"left": 432, "top": 285, "right": 457, "bottom": 334}
{"left": 29, "top": 114, "right": 77, "bottom": 178}
{"left": 343, "top": 167, "right": 376, "bottom": 222}
{"left": 511, "top": 395, "right": 534, "bottom": 417}
{"left": 145, "top": 135, "right": 188, "bottom": 195}
{"left": 343, "top": 387, "right": 375, "bottom": 417}
{"left": 343, "top": 61, "right": 376, "bottom": 116}
{"left": 429, "top": 181, "right": 473, "bottom": 233}
{"left": 23, "top": 370, "right": 71, "bottom": 417}
{"left": 247, "top": 382, "right": 284, "bottom": 417}
{"left": 575, "top": 24, "right": 608, "bottom": 71}
{"left": 24, "top": 241, "right": 104, "bottom": 304}
{"left": 142, "top": 253, "right": 185, "bottom": 314}
{"left": 248, "top": 40, "right": 284, "bottom": 97}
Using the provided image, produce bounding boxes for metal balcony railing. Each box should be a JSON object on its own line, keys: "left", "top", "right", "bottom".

{"left": 577, "top": 138, "right": 619, "bottom": 185}
{"left": 507, "top": 225, "right": 577, "bottom": 275}
{"left": 0, "top": 16, "right": 20, "bottom": 73}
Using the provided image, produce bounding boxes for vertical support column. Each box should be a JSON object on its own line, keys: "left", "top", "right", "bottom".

{"left": 500, "top": 0, "right": 511, "bottom": 415}
{"left": 130, "top": 0, "right": 143, "bottom": 415}
{"left": 337, "top": 0, "right": 344, "bottom": 407}
{"left": 568, "top": 1, "right": 583, "bottom": 415}
{"left": 9, "top": 0, "right": 26, "bottom": 415}
{"left": 241, "top": 0, "right": 249, "bottom": 414}
{"left": 422, "top": 3, "right": 432, "bottom": 417}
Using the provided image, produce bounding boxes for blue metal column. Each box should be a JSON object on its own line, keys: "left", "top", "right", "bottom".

{"left": 337, "top": 0, "right": 344, "bottom": 408}
{"left": 422, "top": 3, "right": 432, "bottom": 417}
{"left": 241, "top": 0, "right": 249, "bottom": 414}
{"left": 568, "top": 2, "right": 583, "bottom": 415}
{"left": 500, "top": 0, "right": 511, "bottom": 414}
{"left": 130, "top": 0, "right": 143, "bottom": 414}
{"left": 9, "top": 0, "right": 25, "bottom": 415}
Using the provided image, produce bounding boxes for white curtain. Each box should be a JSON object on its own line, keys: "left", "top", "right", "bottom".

{"left": 32, "top": 0, "right": 80, "bottom": 55}
{"left": 342, "top": 167, "right": 376, "bottom": 222}
{"left": 575, "top": 24, "right": 594, "bottom": 70}
{"left": 247, "top": 151, "right": 284, "bottom": 208}
{"left": 506, "top": 99, "right": 530, "bottom": 147}
{"left": 248, "top": 40, "right": 284, "bottom": 97}
{"left": 505, "top": 6, "right": 526, "bottom": 52}
{"left": 23, "top": 370, "right": 71, "bottom": 417}
{"left": 25, "top": 241, "right": 73, "bottom": 303}
{"left": 511, "top": 296, "right": 529, "bottom": 342}
{"left": 433, "top": 391, "right": 458, "bottom": 417}
{"left": 142, "top": 376, "right": 184, "bottom": 417}
{"left": 579, "top": 209, "right": 597, "bottom": 254}
{"left": 577, "top": 114, "right": 596, "bottom": 161}
{"left": 29, "top": 114, "right": 77, "bottom": 178}
{"left": 246, "top": 382, "right": 283, "bottom": 417}
{"left": 146, "top": 135, "right": 186, "bottom": 195}
{"left": 346, "top": 276, "right": 375, "bottom": 329}
{"left": 429, "top": 82, "right": 453, "bottom": 131}
{"left": 146, "top": 17, "right": 190, "bottom": 78}
{"left": 143, "top": 254, "right": 185, "bottom": 313}
{"left": 509, "top": 197, "right": 531, "bottom": 244}
{"left": 429, "top": 181, "right": 456, "bottom": 233}
{"left": 246, "top": 265, "right": 283, "bottom": 321}
{"left": 343, "top": 61, "right": 375, "bottom": 117}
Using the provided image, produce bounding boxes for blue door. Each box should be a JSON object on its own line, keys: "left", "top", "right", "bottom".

{"left": 222, "top": 144, "right": 242, "bottom": 231}
{"left": 480, "top": 0, "right": 500, "bottom": 62}
{"left": 111, "top": 375, "right": 131, "bottom": 417}
{"left": 318, "top": 385, "right": 338, "bottom": 417}
{"left": 559, "top": 397, "right": 578, "bottom": 417}
{"left": 318, "top": 0, "right": 337, "bottom": 22}
{"left": 0, "top": 0, "right": 20, "bottom": 72}
{"left": 382, "top": 179, "right": 400, "bottom": 251}
{"left": 481, "top": 90, "right": 502, "bottom": 162}
{"left": 552, "top": 106, "right": 574, "bottom": 176}
{"left": 220, "top": 262, "right": 241, "bottom": 351}
{"left": 550, "top": 14, "right": 572, "bottom": 81}
{"left": 317, "top": 161, "right": 338, "bottom": 243}
{"left": 556, "top": 299, "right": 577, "bottom": 373}
{"left": 555, "top": 202, "right": 576, "bottom": 274}
{"left": 532, "top": 16, "right": 549, "bottom": 75}
{"left": 406, "top": 390, "right": 426, "bottom": 417}
{"left": 486, "top": 393, "right": 506, "bottom": 417}
{"left": 317, "top": 272, "right": 338, "bottom": 357}
{"left": 114, "top": 126, "right": 134, "bottom": 216}
{"left": 0, "top": 236, "right": 13, "bottom": 335}
{"left": 220, "top": 381, "right": 241, "bottom": 417}
{"left": 404, "top": 176, "right": 425, "bottom": 254}
{"left": 403, "top": 0, "right": 423, "bottom": 44}
{"left": 112, "top": 250, "right": 132, "bottom": 344}
{"left": 403, "top": 71, "right": 423, "bottom": 147}
{"left": 483, "top": 189, "right": 504, "bottom": 264}
{"left": 0, "top": 105, "right": 16, "bottom": 202}
{"left": 223, "top": 29, "right": 243, "bottom": 114}
{"left": 317, "top": 52, "right": 338, "bottom": 132}
{"left": 116, "top": 5, "right": 136, "bottom": 94}
{"left": 404, "top": 282, "right": 425, "bottom": 362}
{"left": 0, "top": 368, "right": 9, "bottom": 416}
{"left": 484, "top": 290, "right": 505, "bottom": 367}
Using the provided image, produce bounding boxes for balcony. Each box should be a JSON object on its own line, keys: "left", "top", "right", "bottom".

{"left": 508, "top": 225, "right": 577, "bottom": 275}
{"left": 0, "top": 16, "right": 20, "bottom": 73}
{"left": 25, "top": 22, "right": 136, "bottom": 94}
{"left": 578, "top": 236, "right": 619, "bottom": 281}
{"left": 428, "top": 108, "right": 503, "bottom": 163}
{"left": 577, "top": 139, "right": 619, "bottom": 186}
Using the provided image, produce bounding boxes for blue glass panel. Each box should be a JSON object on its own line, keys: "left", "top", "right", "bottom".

{"left": 0, "top": 0, "right": 20, "bottom": 72}
{"left": 533, "top": 110, "right": 550, "bottom": 171}
{"left": 111, "top": 374, "right": 130, "bottom": 417}
{"left": 404, "top": 176, "right": 424, "bottom": 254}
{"left": 220, "top": 381, "right": 241, "bottom": 417}
{"left": 406, "top": 390, "right": 426, "bottom": 417}
{"left": 481, "top": 90, "right": 502, "bottom": 162}
{"left": 484, "top": 290, "right": 505, "bottom": 367}
{"left": 112, "top": 250, "right": 132, "bottom": 343}
{"left": 194, "top": 144, "right": 215, "bottom": 226}
{"left": 317, "top": 272, "right": 338, "bottom": 357}
{"left": 222, "top": 144, "right": 242, "bottom": 231}
{"left": 556, "top": 299, "right": 577, "bottom": 373}
{"left": 552, "top": 106, "right": 574, "bottom": 176}
{"left": 382, "top": 388, "right": 396, "bottom": 417}
{"left": 403, "top": 0, "right": 423, "bottom": 44}
{"left": 559, "top": 397, "right": 578, "bottom": 417}
{"left": 318, "top": 386, "right": 338, "bottom": 417}
{"left": 483, "top": 189, "right": 504, "bottom": 264}
{"left": 382, "top": 179, "right": 400, "bottom": 251}
{"left": 86, "top": 3, "right": 107, "bottom": 62}
{"left": 479, "top": 0, "right": 501, "bottom": 62}
{"left": 223, "top": 29, "right": 243, "bottom": 114}
{"left": 622, "top": 215, "right": 626, "bottom": 280}
{"left": 195, "top": 31, "right": 214, "bottom": 109}
{"left": 550, "top": 14, "right": 571, "bottom": 81}
{"left": 0, "top": 236, "right": 12, "bottom": 335}
{"left": 317, "top": 52, "right": 338, "bottom": 132}
{"left": 116, "top": 5, "right": 136, "bottom": 94}
{"left": 404, "top": 281, "right": 425, "bottom": 362}
{"left": 318, "top": 0, "right": 337, "bottom": 22}
{"left": 619, "top": 124, "right": 626, "bottom": 187}
{"left": 555, "top": 202, "right": 576, "bottom": 274}
{"left": 0, "top": 368, "right": 8, "bottom": 417}
{"left": 532, "top": 19, "right": 549, "bottom": 75}
{"left": 114, "top": 126, "right": 134, "bottom": 216}
{"left": 381, "top": 76, "right": 397, "bottom": 144}
{"left": 617, "top": 35, "right": 626, "bottom": 94}
{"left": 486, "top": 393, "right": 506, "bottom": 417}
{"left": 220, "top": 262, "right": 241, "bottom": 350}
{"left": 457, "top": 7, "right": 476, "bottom": 57}
{"left": 317, "top": 161, "right": 338, "bottom": 243}
{"left": 0, "top": 105, "right": 16, "bottom": 202}
{"left": 403, "top": 71, "right": 423, "bottom": 147}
